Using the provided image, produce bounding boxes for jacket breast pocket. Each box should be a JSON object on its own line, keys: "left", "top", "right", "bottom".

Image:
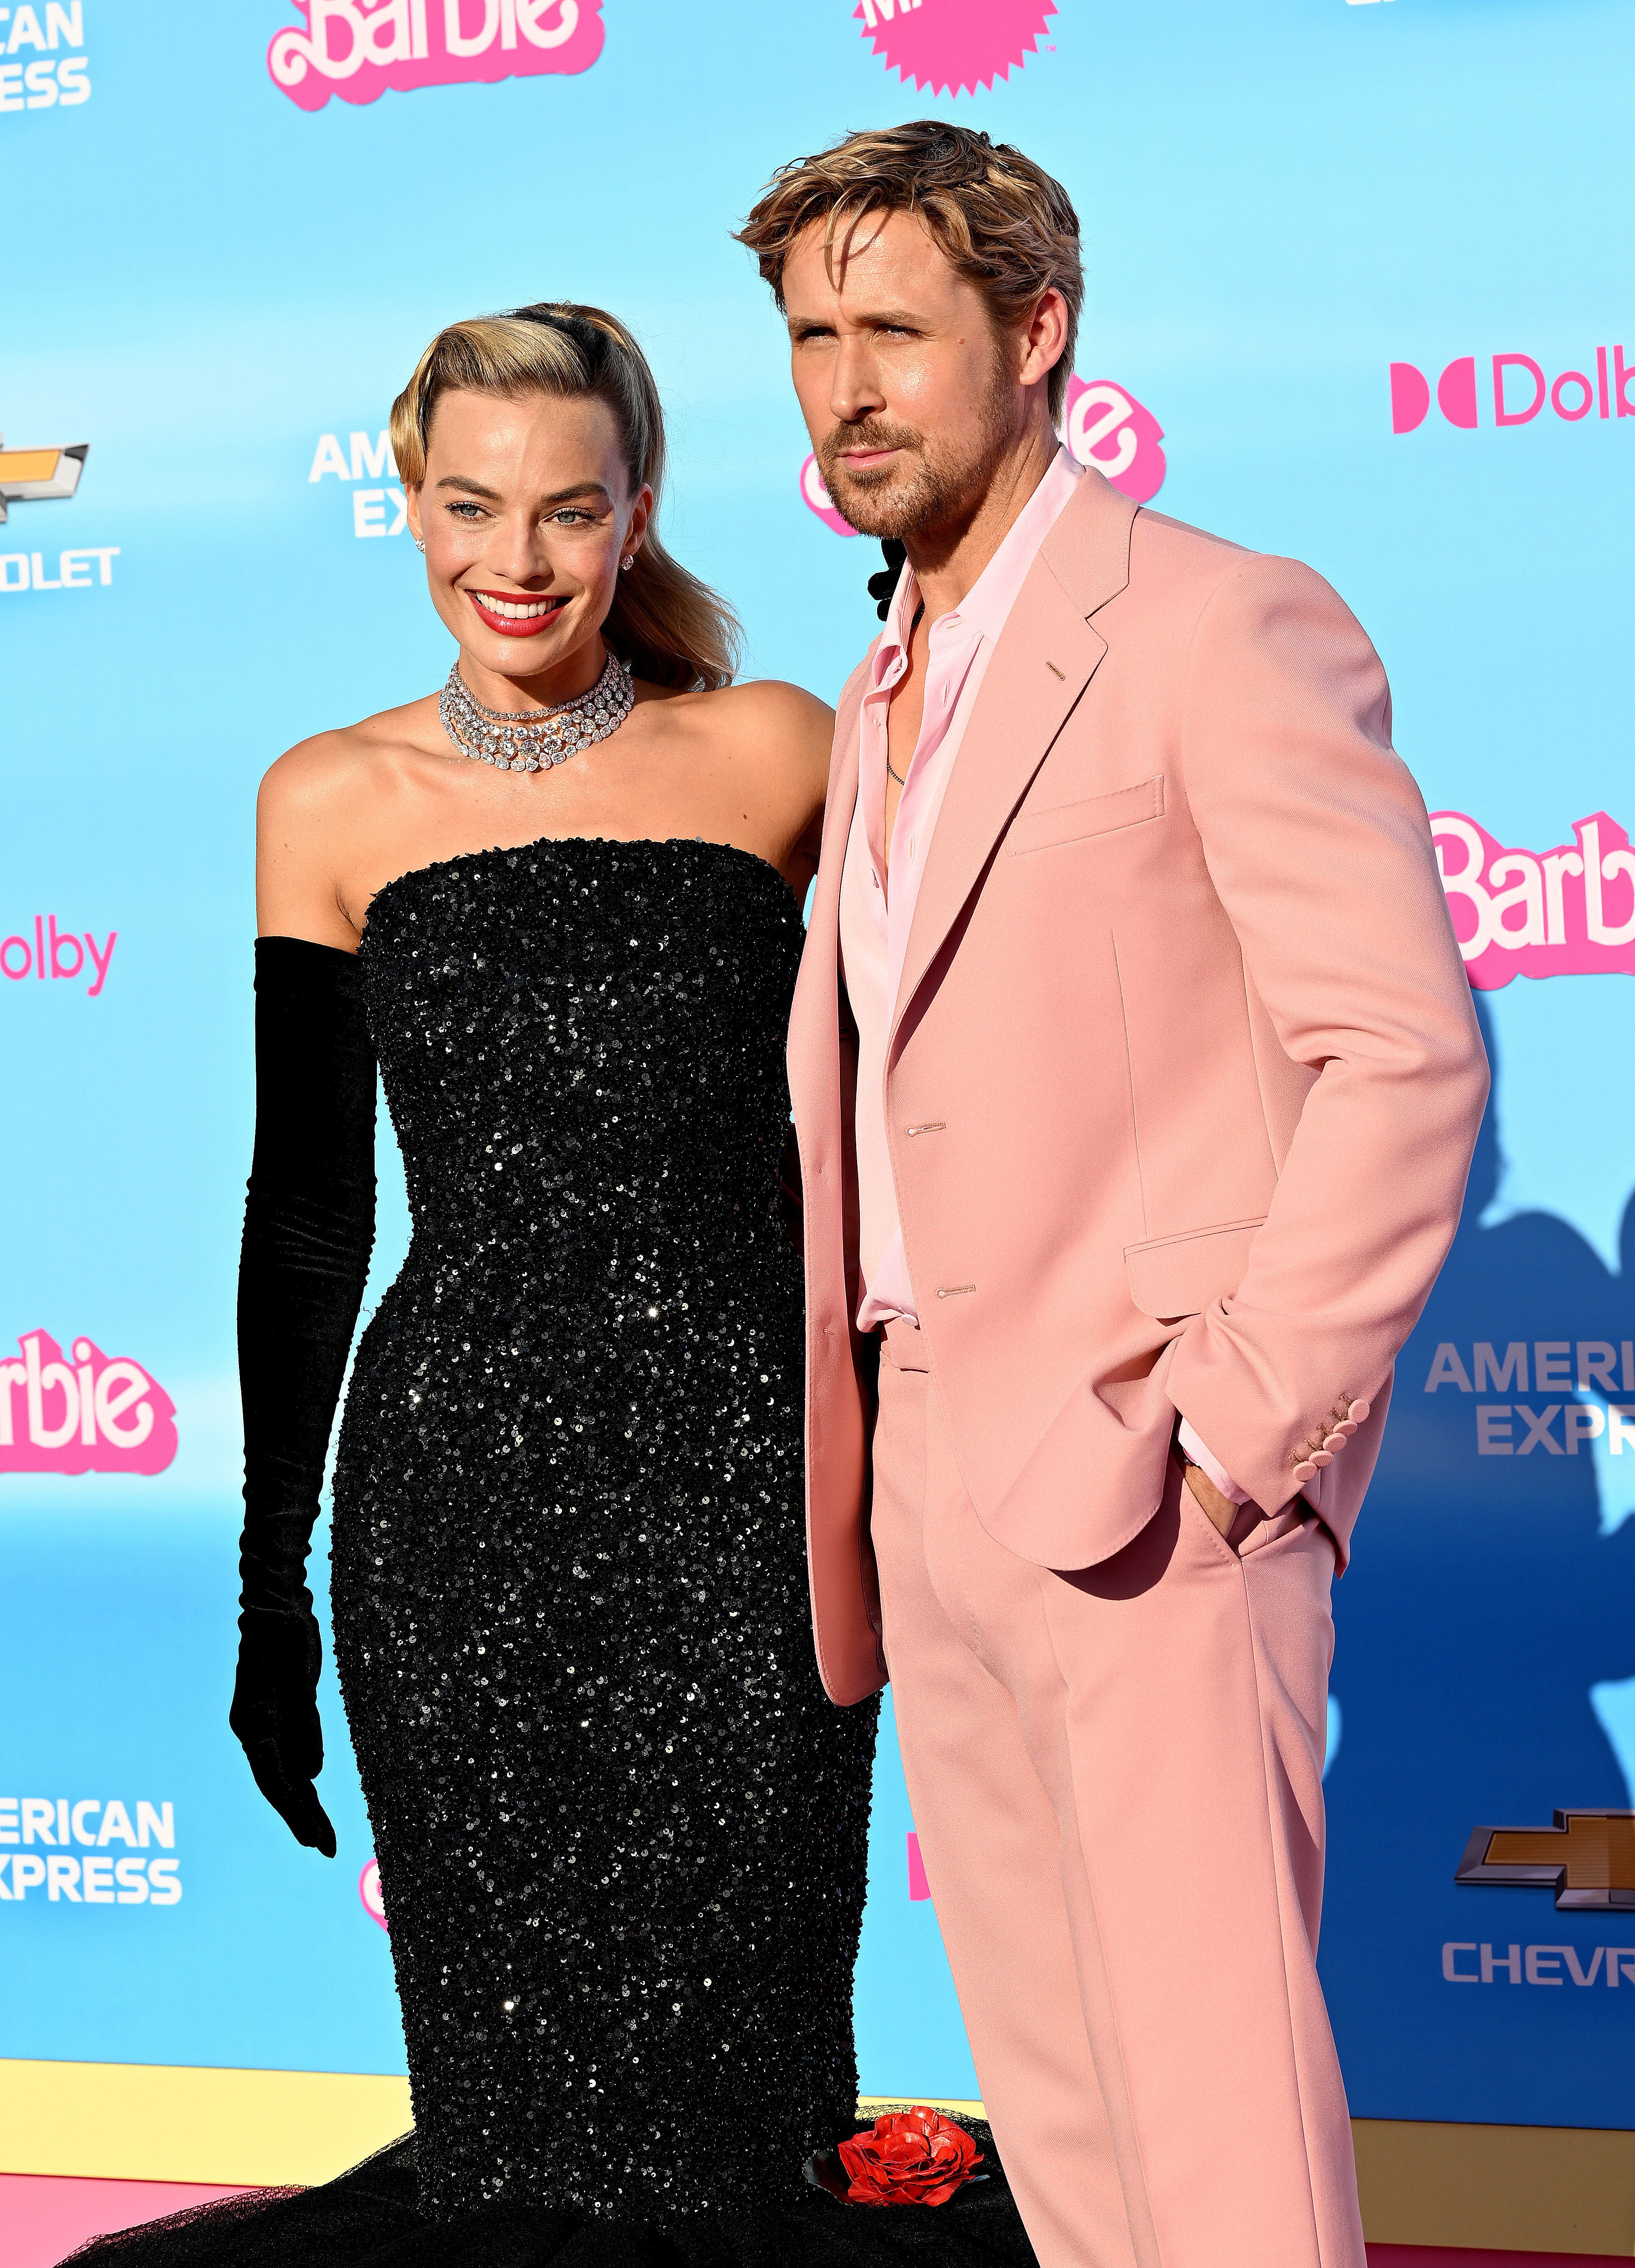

{"left": 1007, "top": 774, "right": 1164, "bottom": 857}
{"left": 1124, "top": 1216, "right": 1266, "bottom": 1322}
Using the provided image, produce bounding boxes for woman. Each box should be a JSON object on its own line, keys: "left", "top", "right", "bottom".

{"left": 70, "top": 307, "right": 1031, "bottom": 2267}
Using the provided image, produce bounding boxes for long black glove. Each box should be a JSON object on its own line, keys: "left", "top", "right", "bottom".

{"left": 230, "top": 937, "right": 376, "bottom": 1858}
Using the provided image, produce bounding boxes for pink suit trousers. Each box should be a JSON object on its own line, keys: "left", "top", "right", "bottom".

{"left": 874, "top": 1321, "right": 1359, "bottom": 2267}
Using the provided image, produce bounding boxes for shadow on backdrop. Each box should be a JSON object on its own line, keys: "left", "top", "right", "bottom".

{"left": 1321, "top": 992, "right": 1635, "bottom": 2125}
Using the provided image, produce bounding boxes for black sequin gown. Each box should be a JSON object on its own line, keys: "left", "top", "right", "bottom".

{"left": 337, "top": 836, "right": 874, "bottom": 2222}
{"left": 67, "top": 839, "right": 1037, "bottom": 2268}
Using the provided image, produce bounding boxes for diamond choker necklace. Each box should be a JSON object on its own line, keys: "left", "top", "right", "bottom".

{"left": 438, "top": 649, "right": 634, "bottom": 773}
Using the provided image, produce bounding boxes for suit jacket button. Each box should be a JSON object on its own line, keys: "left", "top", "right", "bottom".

{"left": 1310, "top": 1449, "right": 1333, "bottom": 1467}
{"left": 1293, "top": 1459, "right": 1319, "bottom": 1484}
{"left": 1322, "top": 1433, "right": 1347, "bottom": 1453}
{"left": 1348, "top": 1398, "right": 1371, "bottom": 1423}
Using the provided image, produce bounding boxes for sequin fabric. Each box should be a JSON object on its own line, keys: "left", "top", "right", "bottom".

{"left": 330, "top": 836, "right": 879, "bottom": 2227}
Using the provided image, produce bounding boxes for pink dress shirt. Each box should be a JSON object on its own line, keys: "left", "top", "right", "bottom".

{"left": 837, "top": 446, "right": 1282, "bottom": 1510}
{"left": 840, "top": 445, "right": 1086, "bottom": 1332}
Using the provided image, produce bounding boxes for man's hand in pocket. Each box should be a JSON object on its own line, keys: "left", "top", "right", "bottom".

{"left": 1182, "top": 1459, "right": 1240, "bottom": 1540}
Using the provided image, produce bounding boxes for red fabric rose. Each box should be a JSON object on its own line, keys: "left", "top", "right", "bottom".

{"left": 837, "top": 2106, "right": 985, "bottom": 2207}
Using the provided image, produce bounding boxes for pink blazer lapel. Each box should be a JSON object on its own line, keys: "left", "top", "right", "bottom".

{"left": 891, "top": 470, "right": 1139, "bottom": 1045}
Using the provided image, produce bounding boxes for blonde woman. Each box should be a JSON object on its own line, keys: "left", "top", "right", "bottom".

{"left": 69, "top": 307, "right": 1046, "bottom": 2265}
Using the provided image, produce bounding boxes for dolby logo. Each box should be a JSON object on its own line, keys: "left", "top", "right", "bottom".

{"left": 1391, "top": 347, "right": 1635, "bottom": 432}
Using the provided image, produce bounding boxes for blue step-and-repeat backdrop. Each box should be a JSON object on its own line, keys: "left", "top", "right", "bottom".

{"left": 3, "top": 0, "right": 1634, "bottom": 2137}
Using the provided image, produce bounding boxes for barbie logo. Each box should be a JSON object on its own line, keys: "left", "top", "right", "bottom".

{"left": 799, "top": 377, "right": 1167, "bottom": 537}
{"left": 1064, "top": 376, "right": 1167, "bottom": 505}
{"left": 798, "top": 456, "right": 857, "bottom": 538}
{"left": 0, "top": 1331, "right": 178, "bottom": 1476}
{"left": 854, "top": 0, "right": 1056, "bottom": 97}
{"left": 267, "top": 0, "right": 602, "bottom": 112}
{"left": 1431, "top": 811, "right": 1635, "bottom": 989}
{"left": 360, "top": 1856, "right": 388, "bottom": 1930}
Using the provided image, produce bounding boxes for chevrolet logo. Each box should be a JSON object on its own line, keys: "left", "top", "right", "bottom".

{"left": 1456, "top": 1810, "right": 1635, "bottom": 1910}
{"left": 0, "top": 437, "right": 87, "bottom": 524}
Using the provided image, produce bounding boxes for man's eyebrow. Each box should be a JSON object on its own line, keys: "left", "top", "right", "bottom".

{"left": 788, "top": 309, "right": 923, "bottom": 333}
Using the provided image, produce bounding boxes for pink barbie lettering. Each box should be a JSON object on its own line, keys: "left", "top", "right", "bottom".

{"left": 1064, "top": 376, "right": 1167, "bottom": 505}
{"left": 360, "top": 1857, "right": 389, "bottom": 1929}
{"left": 1431, "top": 811, "right": 1635, "bottom": 988}
{"left": 268, "top": 0, "right": 602, "bottom": 112}
{"left": 0, "top": 1331, "right": 178, "bottom": 1476}
{"left": 798, "top": 456, "right": 858, "bottom": 538}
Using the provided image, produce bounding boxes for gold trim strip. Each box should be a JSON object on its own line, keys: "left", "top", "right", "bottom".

{"left": 1352, "top": 2117, "right": 1635, "bottom": 2256}
{"left": 0, "top": 2060, "right": 413, "bottom": 2188}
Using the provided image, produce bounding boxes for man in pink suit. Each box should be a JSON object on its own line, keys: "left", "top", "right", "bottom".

{"left": 738, "top": 123, "right": 1487, "bottom": 2267}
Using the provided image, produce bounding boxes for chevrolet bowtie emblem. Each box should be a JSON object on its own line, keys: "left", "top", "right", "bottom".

{"left": 0, "top": 435, "right": 87, "bottom": 525}
{"left": 1456, "top": 1810, "right": 1635, "bottom": 1910}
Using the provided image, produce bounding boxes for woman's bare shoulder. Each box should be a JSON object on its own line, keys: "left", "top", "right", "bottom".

{"left": 259, "top": 695, "right": 440, "bottom": 825}
{"left": 711, "top": 675, "right": 835, "bottom": 735}
{"left": 678, "top": 676, "right": 834, "bottom": 785}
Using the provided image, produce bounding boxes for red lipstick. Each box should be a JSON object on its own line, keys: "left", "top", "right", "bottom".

{"left": 466, "top": 589, "right": 569, "bottom": 638}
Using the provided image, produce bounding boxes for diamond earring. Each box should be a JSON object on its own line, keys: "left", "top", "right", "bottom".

{"left": 414, "top": 536, "right": 426, "bottom": 552}
{"left": 620, "top": 555, "right": 633, "bottom": 572}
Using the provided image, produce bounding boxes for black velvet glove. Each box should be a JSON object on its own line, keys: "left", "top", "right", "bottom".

{"left": 230, "top": 937, "right": 377, "bottom": 1859}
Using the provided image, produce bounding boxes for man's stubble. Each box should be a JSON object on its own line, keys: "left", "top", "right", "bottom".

{"left": 815, "top": 350, "right": 1016, "bottom": 548}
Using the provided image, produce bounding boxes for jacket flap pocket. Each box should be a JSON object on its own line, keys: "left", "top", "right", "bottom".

{"left": 1124, "top": 1216, "right": 1266, "bottom": 1321}
{"left": 1008, "top": 774, "right": 1164, "bottom": 856}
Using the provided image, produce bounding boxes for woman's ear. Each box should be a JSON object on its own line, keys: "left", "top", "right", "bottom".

{"left": 623, "top": 482, "right": 655, "bottom": 562}
{"left": 406, "top": 486, "right": 425, "bottom": 547}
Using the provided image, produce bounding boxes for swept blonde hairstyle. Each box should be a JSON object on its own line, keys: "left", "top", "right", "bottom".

{"left": 736, "top": 122, "right": 1083, "bottom": 422}
{"left": 390, "top": 303, "right": 739, "bottom": 692}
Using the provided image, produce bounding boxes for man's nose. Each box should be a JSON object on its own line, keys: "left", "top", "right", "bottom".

{"left": 830, "top": 336, "right": 885, "bottom": 425}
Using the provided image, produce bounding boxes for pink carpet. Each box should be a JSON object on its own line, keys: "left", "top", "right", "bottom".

{"left": 2, "top": 2174, "right": 1629, "bottom": 2268}
{"left": 0, "top": 2175, "right": 255, "bottom": 2268}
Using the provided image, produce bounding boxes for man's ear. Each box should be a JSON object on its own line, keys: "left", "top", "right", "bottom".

{"left": 1019, "top": 288, "right": 1070, "bottom": 392}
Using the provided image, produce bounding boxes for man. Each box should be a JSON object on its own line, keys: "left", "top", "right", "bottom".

{"left": 737, "top": 123, "right": 1487, "bottom": 2268}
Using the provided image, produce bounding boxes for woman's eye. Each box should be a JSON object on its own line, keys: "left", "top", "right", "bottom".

{"left": 550, "top": 509, "right": 593, "bottom": 527}
{"left": 447, "top": 501, "right": 485, "bottom": 520}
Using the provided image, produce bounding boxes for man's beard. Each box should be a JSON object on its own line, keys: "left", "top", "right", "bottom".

{"left": 816, "top": 370, "right": 1014, "bottom": 544}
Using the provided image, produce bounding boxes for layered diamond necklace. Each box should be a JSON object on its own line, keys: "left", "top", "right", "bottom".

{"left": 438, "top": 647, "right": 634, "bottom": 774}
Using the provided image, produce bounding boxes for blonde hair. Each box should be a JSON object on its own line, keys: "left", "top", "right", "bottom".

{"left": 736, "top": 122, "right": 1082, "bottom": 423}
{"left": 390, "top": 304, "right": 739, "bottom": 692}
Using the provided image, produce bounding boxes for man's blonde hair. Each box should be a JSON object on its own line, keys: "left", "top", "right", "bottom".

{"left": 736, "top": 122, "right": 1082, "bottom": 422}
{"left": 390, "top": 304, "right": 739, "bottom": 692}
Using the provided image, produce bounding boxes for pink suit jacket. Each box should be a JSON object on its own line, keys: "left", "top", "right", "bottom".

{"left": 787, "top": 467, "right": 1489, "bottom": 1707}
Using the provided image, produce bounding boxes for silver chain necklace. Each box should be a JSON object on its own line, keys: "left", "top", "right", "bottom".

{"left": 438, "top": 648, "right": 634, "bottom": 774}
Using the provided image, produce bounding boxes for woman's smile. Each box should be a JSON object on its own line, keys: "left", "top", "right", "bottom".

{"left": 465, "top": 587, "right": 570, "bottom": 636}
